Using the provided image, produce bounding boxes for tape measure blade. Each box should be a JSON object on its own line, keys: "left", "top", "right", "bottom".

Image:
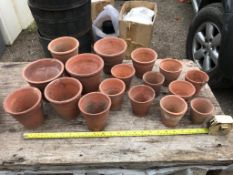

{"left": 23, "top": 128, "right": 209, "bottom": 139}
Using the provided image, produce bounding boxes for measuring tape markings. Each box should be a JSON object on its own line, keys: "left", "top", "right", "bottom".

{"left": 24, "top": 128, "right": 209, "bottom": 139}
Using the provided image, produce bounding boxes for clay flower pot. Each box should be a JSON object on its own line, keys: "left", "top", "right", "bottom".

{"left": 185, "top": 69, "right": 209, "bottom": 95}
{"left": 44, "top": 77, "right": 83, "bottom": 120}
{"left": 48, "top": 36, "right": 79, "bottom": 63}
{"left": 128, "top": 85, "right": 155, "bottom": 116}
{"left": 143, "top": 71, "right": 165, "bottom": 94}
{"left": 3, "top": 87, "right": 44, "bottom": 129}
{"left": 78, "top": 92, "right": 111, "bottom": 131}
{"left": 22, "top": 58, "right": 64, "bottom": 91}
{"left": 65, "top": 53, "right": 104, "bottom": 93}
{"left": 94, "top": 37, "right": 127, "bottom": 74}
{"left": 190, "top": 98, "right": 214, "bottom": 124}
{"left": 160, "top": 95, "right": 188, "bottom": 127}
{"left": 168, "top": 80, "right": 196, "bottom": 101}
{"left": 111, "top": 64, "right": 135, "bottom": 90}
{"left": 159, "top": 58, "right": 183, "bottom": 85}
{"left": 131, "top": 48, "right": 157, "bottom": 78}
{"left": 99, "top": 78, "right": 125, "bottom": 111}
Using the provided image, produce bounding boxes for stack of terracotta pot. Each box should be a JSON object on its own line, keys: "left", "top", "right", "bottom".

{"left": 3, "top": 36, "right": 214, "bottom": 131}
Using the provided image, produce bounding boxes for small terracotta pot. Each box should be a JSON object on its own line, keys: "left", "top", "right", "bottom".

{"left": 160, "top": 95, "right": 188, "bottom": 127}
{"left": 78, "top": 92, "right": 111, "bottom": 131}
{"left": 190, "top": 98, "right": 214, "bottom": 124}
{"left": 44, "top": 77, "right": 83, "bottom": 120}
{"left": 143, "top": 71, "right": 165, "bottom": 94}
{"left": 3, "top": 87, "right": 44, "bottom": 129}
{"left": 111, "top": 64, "right": 135, "bottom": 90}
{"left": 99, "top": 78, "right": 125, "bottom": 111}
{"left": 168, "top": 80, "right": 196, "bottom": 101}
{"left": 159, "top": 58, "right": 183, "bottom": 85}
{"left": 93, "top": 37, "right": 127, "bottom": 74}
{"left": 128, "top": 85, "right": 155, "bottom": 116}
{"left": 185, "top": 69, "right": 209, "bottom": 95}
{"left": 22, "top": 58, "right": 64, "bottom": 91}
{"left": 131, "top": 48, "right": 157, "bottom": 78}
{"left": 48, "top": 36, "right": 79, "bottom": 63}
{"left": 65, "top": 53, "right": 104, "bottom": 93}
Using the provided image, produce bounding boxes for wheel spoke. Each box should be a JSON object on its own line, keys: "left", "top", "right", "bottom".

{"left": 209, "top": 49, "right": 219, "bottom": 65}
{"left": 195, "top": 32, "right": 206, "bottom": 45}
{"left": 206, "top": 23, "right": 214, "bottom": 40}
{"left": 212, "top": 33, "right": 221, "bottom": 46}
{"left": 194, "top": 49, "right": 205, "bottom": 60}
{"left": 203, "top": 54, "right": 211, "bottom": 71}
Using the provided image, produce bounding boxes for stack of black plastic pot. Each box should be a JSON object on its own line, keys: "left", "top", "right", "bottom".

{"left": 28, "top": 0, "right": 92, "bottom": 57}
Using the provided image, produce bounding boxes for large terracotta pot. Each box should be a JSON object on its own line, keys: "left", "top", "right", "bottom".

{"left": 159, "top": 58, "right": 183, "bottom": 85}
{"left": 143, "top": 71, "right": 165, "bottom": 94}
{"left": 160, "top": 95, "right": 188, "bottom": 127}
{"left": 131, "top": 48, "right": 157, "bottom": 78}
{"left": 78, "top": 92, "right": 111, "bottom": 131}
{"left": 128, "top": 85, "right": 155, "bottom": 116}
{"left": 44, "top": 77, "right": 83, "bottom": 120}
{"left": 65, "top": 53, "right": 104, "bottom": 93}
{"left": 99, "top": 78, "right": 125, "bottom": 111}
{"left": 22, "top": 58, "right": 64, "bottom": 91}
{"left": 185, "top": 69, "right": 209, "bottom": 95}
{"left": 94, "top": 37, "right": 127, "bottom": 74}
{"left": 111, "top": 63, "right": 135, "bottom": 90}
{"left": 48, "top": 36, "right": 79, "bottom": 63}
{"left": 168, "top": 80, "right": 196, "bottom": 101}
{"left": 3, "top": 87, "right": 44, "bottom": 129}
{"left": 190, "top": 97, "right": 214, "bottom": 124}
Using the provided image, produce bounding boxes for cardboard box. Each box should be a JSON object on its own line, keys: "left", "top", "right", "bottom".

{"left": 119, "top": 1, "right": 157, "bottom": 59}
{"left": 91, "top": 0, "right": 114, "bottom": 21}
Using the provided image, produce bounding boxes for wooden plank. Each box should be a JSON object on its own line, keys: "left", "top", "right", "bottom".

{"left": 0, "top": 60, "right": 232, "bottom": 171}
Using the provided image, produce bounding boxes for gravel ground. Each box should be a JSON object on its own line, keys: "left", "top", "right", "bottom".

{"left": 1, "top": 0, "right": 233, "bottom": 116}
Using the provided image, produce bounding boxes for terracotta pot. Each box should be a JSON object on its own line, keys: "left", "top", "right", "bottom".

{"left": 22, "top": 58, "right": 64, "bottom": 91}
{"left": 159, "top": 58, "right": 183, "bottom": 85}
{"left": 168, "top": 80, "right": 196, "bottom": 101}
{"left": 190, "top": 98, "right": 214, "bottom": 124}
{"left": 44, "top": 77, "right": 83, "bottom": 120}
{"left": 78, "top": 92, "right": 111, "bottom": 131}
{"left": 65, "top": 53, "right": 104, "bottom": 93}
{"left": 111, "top": 64, "right": 135, "bottom": 90}
{"left": 160, "top": 95, "right": 188, "bottom": 127}
{"left": 3, "top": 87, "right": 44, "bottom": 129}
{"left": 131, "top": 48, "right": 157, "bottom": 78}
{"left": 128, "top": 85, "right": 155, "bottom": 116}
{"left": 143, "top": 71, "right": 165, "bottom": 94}
{"left": 99, "top": 78, "right": 125, "bottom": 111}
{"left": 93, "top": 37, "right": 127, "bottom": 74}
{"left": 185, "top": 69, "right": 209, "bottom": 95}
{"left": 48, "top": 36, "right": 79, "bottom": 63}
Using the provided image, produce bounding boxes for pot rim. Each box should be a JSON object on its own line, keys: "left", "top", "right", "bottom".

{"left": 185, "top": 69, "right": 209, "bottom": 84}
{"left": 160, "top": 95, "right": 188, "bottom": 116}
{"left": 168, "top": 80, "right": 196, "bottom": 98}
{"left": 143, "top": 71, "right": 165, "bottom": 86}
{"left": 22, "top": 58, "right": 64, "bottom": 85}
{"left": 128, "top": 85, "right": 155, "bottom": 104}
{"left": 3, "top": 86, "right": 42, "bottom": 115}
{"left": 111, "top": 64, "right": 135, "bottom": 79}
{"left": 190, "top": 97, "right": 214, "bottom": 116}
{"left": 99, "top": 78, "right": 126, "bottom": 97}
{"left": 131, "top": 48, "right": 158, "bottom": 64}
{"left": 65, "top": 53, "right": 104, "bottom": 77}
{"left": 94, "top": 37, "right": 127, "bottom": 57}
{"left": 159, "top": 58, "right": 183, "bottom": 73}
{"left": 48, "top": 36, "right": 79, "bottom": 55}
{"left": 78, "top": 92, "right": 111, "bottom": 116}
{"left": 44, "top": 77, "right": 83, "bottom": 104}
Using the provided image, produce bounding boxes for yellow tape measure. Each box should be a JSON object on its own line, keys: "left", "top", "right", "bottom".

{"left": 24, "top": 128, "right": 209, "bottom": 139}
